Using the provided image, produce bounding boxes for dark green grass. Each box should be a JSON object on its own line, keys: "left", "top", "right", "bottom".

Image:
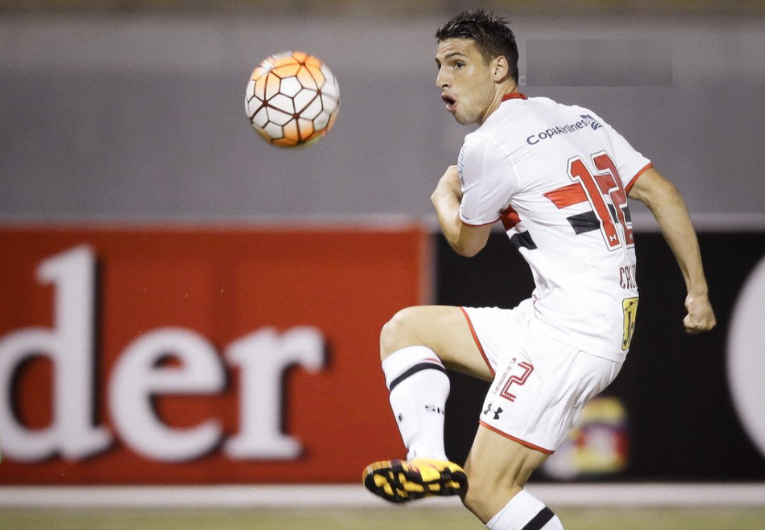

{"left": 2, "top": 507, "right": 764, "bottom": 530}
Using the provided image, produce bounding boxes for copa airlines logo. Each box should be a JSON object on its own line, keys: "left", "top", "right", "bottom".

{"left": 581, "top": 114, "right": 603, "bottom": 130}
{"left": 526, "top": 114, "right": 603, "bottom": 145}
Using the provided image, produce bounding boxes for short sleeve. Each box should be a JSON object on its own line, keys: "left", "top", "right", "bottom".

{"left": 458, "top": 133, "right": 519, "bottom": 226}
{"left": 591, "top": 112, "right": 652, "bottom": 191}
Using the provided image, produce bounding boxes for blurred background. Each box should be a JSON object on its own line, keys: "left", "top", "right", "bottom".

{"left": 2, "top": 0, "right": 765, "bottom": 221}
{"left": 1, "top": 1, "right": 765, "bottom": 527}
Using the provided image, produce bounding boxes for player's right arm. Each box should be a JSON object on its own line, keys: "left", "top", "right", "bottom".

{"left": 627, "top": 167, "right": 717, "bottom": 334}
{"left": 431, "top": 165, "right": 492, "bottom": 257}
{"left": 433, "top": 134, "right": 517, "bottom": 257}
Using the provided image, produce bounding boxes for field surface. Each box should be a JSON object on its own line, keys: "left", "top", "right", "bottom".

{"left": 2, "top": 507, "right": 765, "bottom": 530}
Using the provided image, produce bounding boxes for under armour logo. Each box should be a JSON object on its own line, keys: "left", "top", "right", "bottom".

{"left": 483, "top": 403, "right": 503, "bottom": 420}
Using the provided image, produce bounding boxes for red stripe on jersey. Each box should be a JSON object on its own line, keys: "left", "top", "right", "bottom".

{"left": 501, "top": 92, "right": 528, "bottom": 101}
{"left": 595, "top": 173, "right": 615, "bottom": 194}
{"left": 479, "top": 421, "right": 554, "bottom": 454}
{"left": 500, "top": 205, "right": 521, "bottom": 230}
{"left": 543, "top": 183, "right": 587, "bottom": 209}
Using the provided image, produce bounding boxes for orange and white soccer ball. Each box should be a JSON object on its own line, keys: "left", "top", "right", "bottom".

{"left": 245, "top": 51, "right": 340, "bottom": 148}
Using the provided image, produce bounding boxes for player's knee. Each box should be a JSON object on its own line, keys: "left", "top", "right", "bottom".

{"left": 461, "top": 471, "right": 519, "bottom": 523}
{"left": 379, "top": 307, "right": 420, "bottom": 360}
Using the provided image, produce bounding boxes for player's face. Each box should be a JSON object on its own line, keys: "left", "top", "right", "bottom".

{"left": 436, "top": 38, "right": 497, "bottom": 125}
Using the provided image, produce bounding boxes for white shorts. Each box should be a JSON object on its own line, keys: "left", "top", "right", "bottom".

{"left": 462, "top": 301, "right": 623, "bottom": 454}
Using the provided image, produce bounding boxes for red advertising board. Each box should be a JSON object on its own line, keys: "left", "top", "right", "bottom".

{"left": 0, "top": 224, "right": 428, "bottom": 484}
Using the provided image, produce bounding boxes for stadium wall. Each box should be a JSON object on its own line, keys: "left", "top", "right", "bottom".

{"left": 1, "top": 15, "right": 765, "bottom": 224}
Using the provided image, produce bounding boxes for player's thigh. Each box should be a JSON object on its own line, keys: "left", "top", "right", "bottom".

{"left": 381, "top": 305, "right": 491, "bottom": 380}
{"left": 462, "top": 425, "right": 549, "bottom": 522}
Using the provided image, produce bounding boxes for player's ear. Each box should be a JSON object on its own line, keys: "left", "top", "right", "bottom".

{"left": 492, "top": 56, "right": 509, "bottom": 82}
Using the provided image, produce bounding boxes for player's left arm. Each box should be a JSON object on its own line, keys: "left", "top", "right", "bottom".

{"left": 431, "top": 165, "right": 492, "bottom": 258}
{"left": 627, "top": 167, "right": 717, "bottom": 334}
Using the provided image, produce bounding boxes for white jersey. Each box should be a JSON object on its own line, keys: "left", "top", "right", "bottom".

{"left": 458, "top": 94, "right": 651, "bottom": 361}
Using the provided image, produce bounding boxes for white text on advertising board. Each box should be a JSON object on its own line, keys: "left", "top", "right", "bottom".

{"left": 0, "top": 246, "right": 326, "bottom": 463}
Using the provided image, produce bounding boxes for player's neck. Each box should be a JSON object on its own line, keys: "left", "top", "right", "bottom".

{"left": 479, "top": 83, "right": 520, "bottom": 125}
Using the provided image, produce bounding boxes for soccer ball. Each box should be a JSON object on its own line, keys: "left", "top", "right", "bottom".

{"left": 245, "top": 51, "right": 340, "bottom": 148}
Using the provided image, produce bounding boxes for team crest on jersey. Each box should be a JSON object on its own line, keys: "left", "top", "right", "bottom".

{"left": 580, "top": 114, "right": 602, "bottom": 130}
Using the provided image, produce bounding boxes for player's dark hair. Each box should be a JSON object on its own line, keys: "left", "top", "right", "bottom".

{"left": 435, "top": 10, "right": 519, "bottom": 83}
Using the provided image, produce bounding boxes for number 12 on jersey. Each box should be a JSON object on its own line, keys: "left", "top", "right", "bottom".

{"left": 567, "top": 152, "right": 634, "bottom": 251}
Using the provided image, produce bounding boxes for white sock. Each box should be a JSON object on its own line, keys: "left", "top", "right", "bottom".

{"left": 486, "top": 490, "right": 564, "bottom": 530}
{"left": 382, "top": 346, "right": 450, "bottom": 461}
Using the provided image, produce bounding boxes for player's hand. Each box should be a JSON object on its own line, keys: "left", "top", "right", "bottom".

{"left": 683, "top": 293, "right": 716, "bottom": 334}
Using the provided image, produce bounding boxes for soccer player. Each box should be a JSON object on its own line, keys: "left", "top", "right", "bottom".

{"left": 362, "top": 10, "right": 717, "bottom": 530}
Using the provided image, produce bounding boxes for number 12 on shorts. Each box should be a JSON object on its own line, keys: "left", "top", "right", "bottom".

{"left": 494, "top": 360, "right": 534, "bottom": 402}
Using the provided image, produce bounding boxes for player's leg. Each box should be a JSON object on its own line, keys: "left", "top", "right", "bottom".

{"left": 363, "top": 305, "right": 490, "bottom": 502}
{"left": 462, "top": 426, "right": 563, "bottom": 529}
{"left": 380, "top": 305, "right": 494, "bottom": 378}
{"left": 461, "top": 329, "right": 622, "bottom": 528}
{"left": 380, "top": 305, "right": 493, "bottom": 461}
